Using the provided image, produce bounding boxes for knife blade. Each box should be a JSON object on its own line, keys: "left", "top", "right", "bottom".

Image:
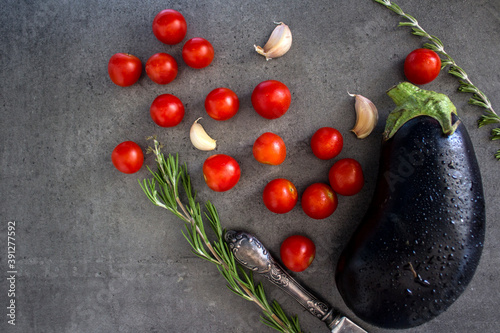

{"left": 225, "top": 230, "right": 367, "bottom": 333}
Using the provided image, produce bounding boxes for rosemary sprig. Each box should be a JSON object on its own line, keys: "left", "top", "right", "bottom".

{"left": 373, "top": 0, "right": 500, "bottom": 160}
{"left": 139, "top": 138, "right": 302, "bottom": 333}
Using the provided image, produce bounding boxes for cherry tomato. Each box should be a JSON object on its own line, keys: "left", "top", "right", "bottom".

{"left": 262, "top": 178, "right": 298, "bottom": 214}
{"left": 310, "top": 127, "right": 343, "bottom": 160}
{"left": 253, "top": 132, "right": 286, "bottom": 165}
{"left": 301, "top": 183, "right": 338, "bottom": 219}
{"left": 404, "top": 48, "right": 441, "bottom": 85}
{"left": 150, "top": 94, "right": 185, "bottom": 127}
{"left": 329, "top": 158, "right": 364, "bottom": 196}
{"left": 152, "top": 9, "right": 187, "bottom": 45}
{"left": 108, "top": 53, "right": 142, "bottom": 87}
{"left": 280, "top": 235, "right": 316, "bottom": 272}
{"left": 182, "top": 38, "right": 214, "bottom": 69}
{"left": 111, "top": 141, "right": 144, "bottom": 174}
{"left": 203, "top": 154, "right": 241, "bottom": 192}
{"left": 251, "top": 80, "right": 291, "bottom": 119}
{"left": 145, "top": 53, "right": 178, "bottom": 85}
{"left": 204, "top": 87, "right": 240, "bottom": 121}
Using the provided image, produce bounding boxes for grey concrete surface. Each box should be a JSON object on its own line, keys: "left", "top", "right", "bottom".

{"left": 1, "top": 0, "right": 499, "bottom": 332}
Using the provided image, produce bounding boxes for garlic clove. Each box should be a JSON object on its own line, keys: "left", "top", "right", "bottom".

{"left": 254, "top": 22, "right": 292, "bottom": 61}
{"left": 349, "top": 93, "right": 379, "bottom": 139}
{"left": 190, "top": 118, "right": 217, "bottom": 151}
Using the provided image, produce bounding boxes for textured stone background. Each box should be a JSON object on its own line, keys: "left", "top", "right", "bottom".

{"left": 1, "top": 0, "right": 499, "bottom": 332}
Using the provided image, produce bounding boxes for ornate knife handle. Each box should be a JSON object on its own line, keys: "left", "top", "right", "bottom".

{"left": 225, "top": 230, "right": 340, "bottom": 329}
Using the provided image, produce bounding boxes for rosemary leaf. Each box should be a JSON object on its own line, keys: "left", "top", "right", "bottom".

{"left": 272, "top": 301, "right": 287, "bottom": 320}
{"left": 423, "top": 42, "right": 440, "bottom": 53}
{"left": 491, "top": 128, "right": 500, "bottom": 141}
{"left": 225, "top": 284, "right": 252, "bottom": 301}
{"left": 440, "top": 59, "right": 453, "bottom": 68}
{"left": 219, "top": 266, "right": 244, "bottom": 292}
{"left": 389, "top": 3, "right": 403, "bottom": 14}
{"left": 469, "top": 96, "right": 490, "bottom": 109}
{"left": 261, "top": 317, "right": 285, "bottom": 332}
{"left": 411, "top": 28, "right": 427, "bottom": 37}
{"left": 271, "top": 301, "right": 303, "bottom": 333}
{"left": 404, "top": 13, "right": 418, "bottom": 24}
{"left": 292, "top": 315, "right": 302, "bottom": 331}
{"left": 256, "top": 283, "right": 271, "bottom": 309}
{"left": 458, "top": 81, "right": 479, "bottom": 94}
{"left": 398, "top": 22, "right": 414, "bottom": 27}
{"left": 429, "top": 35, "right": 444, "bottom": 47}
{"left": 478, "top": 113, "right": 500, "bottom": 128}
{"left": 181, "top": 228, "right": 196, "bottom": 249}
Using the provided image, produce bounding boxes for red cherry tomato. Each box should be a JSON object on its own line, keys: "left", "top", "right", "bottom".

{"left": 203, "top": 154, "right": 241, "bottom": 192}
{"left": 280, "top": 235, "right": 316, "bottom": 272}
{"left": 152, "top": 9, "right": 187, "bottom": 45}
{"left": 150, "top": 94, "right": 185, "bottom": 127}
{"left": 145, "top": 53, "right": 178, "bottom": 85}
{"left": 107, "top": 53, "right": 142, "bottom": 87}
{"left": 301, "top": 183, "right": 338, "bottom": 219}
{"left": 310, "top": 127, "right": 343, "bottom": 160}
{"left": 204, "top": 87, "right": 240, "bottom": 121}
{"left": 262, "top": 178, "right": 298, "bottom": 214}
{"left": 111, "top": 141, "right": 144, "bottom": 174}
{"left": 253, "top": 132, "right": 287, "bottom": 165}
{"left": 329, "top": 158, "right": 364, "bottom": 196}
{"left": 251, "top": 80, "right": 291, "bottom": 119}
{"left": 404, "top": 48, "right": 441, "bottom": 85}
{"left": 182, "top": 38, "right": 214, "bottom": 69}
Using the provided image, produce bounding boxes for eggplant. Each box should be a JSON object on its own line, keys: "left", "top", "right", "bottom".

{"left": 335, "top": 82, "right": 485, "bottom": 329}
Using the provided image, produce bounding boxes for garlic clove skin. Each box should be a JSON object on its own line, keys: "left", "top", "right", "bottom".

{"left": 254, "top": 22, "right": 292, "bottom": 61}
{"left": 349, "top": 93, "right": 379, "bottom": 139}
{"left": 190, "top": 118, "right": 217, "bottom": 151}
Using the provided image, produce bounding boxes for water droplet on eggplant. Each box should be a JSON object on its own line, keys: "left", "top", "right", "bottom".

{"left": 336, "top": 106, "right": 485, "bottom": 329}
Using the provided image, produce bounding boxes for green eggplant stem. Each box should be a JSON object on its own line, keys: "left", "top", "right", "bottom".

{"left": 384, "top": 82, "right": 459, "bottom": 140}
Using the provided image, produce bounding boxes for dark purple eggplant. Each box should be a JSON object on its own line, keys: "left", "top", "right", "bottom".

{"left": 335, "top": 82, "right": 485, "bottom": 329}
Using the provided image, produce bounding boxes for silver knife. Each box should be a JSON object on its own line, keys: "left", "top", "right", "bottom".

{"left": 225, "top": 230, "right": 367, "bottom": 333}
